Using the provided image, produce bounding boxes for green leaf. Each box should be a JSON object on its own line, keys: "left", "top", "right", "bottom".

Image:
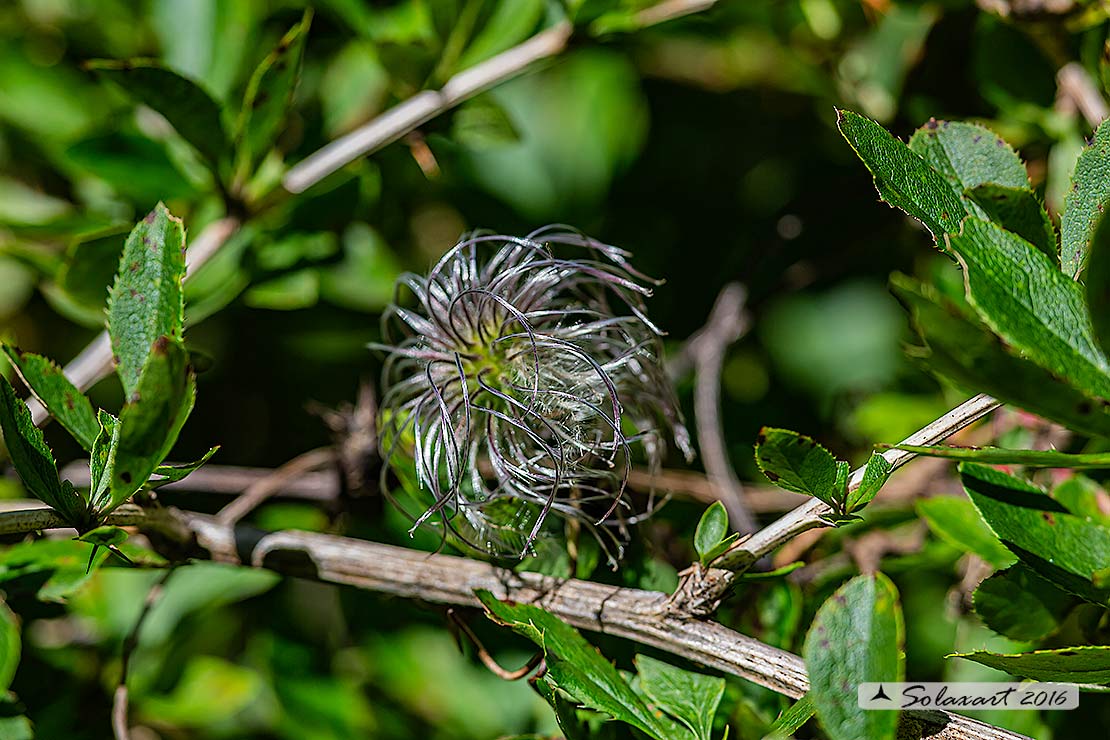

{"left": 107, "top": 204, "right": 186, "bottom": 397}
{"left": 965, "top": 184, "right": 1056, "bottom": 260}
{"left": 0, "top": 597, "right": 19, "bottom": 693}
{"left": 89, "top": 409, "right": 120, "bottom": 508}
{"left": 804, "top": 573, "right": 903, "bottom": 740}
{"left": 846, "top": 453, "right": 892, "bottom": 512}
{"left": 77, "top": 525, "right": 128, "bottom": 548}
{"left": 0, "top": 375, "right": 85, "bottom": 525}
{"left": 64, "top": 132, "right": 195, "bottom": 202}
{"left": 477, "top": 591, "right": 692, "bottom": 740}
{"left": 892, "top": 274, "right": 1110, "bottom": 438}
{"left": 531, "top": 679, "right": 589, "bottom": 740}
{"left": 1051, "top": 475, "right": 1110, "bottom": 522}
{"left": 108, "top": 337, "right": 195, "bottom": 512}
{"left": 973, "top": 564, "right": 1077, "bottom": 641}
{"left": 889, "top": 443, "right": 1110, "bottom": 468}
{"left": 837, "top": 109, "right": 966, "bottom": 242}
{"left": 86, "top": 60, "right": 228, "bottom": 167}
{"left": 916, "top": 496, "right": 1016, "bottom": 568}
{"left": 694, "top": 501, "right": 730, "bottom": 564}
{"left": 1061, "top": 117, "right": 1110, "bottom": 277}
{"left": 235, "top": 10, "right": 312, "bottom": 175}
{"left": 952, "top": 646, "right": 1110, "bottom": 685}
{"left": 961, "top": 463, "right": 1110, "bottom": 605}
{"left": 0, "top": 538, "right": 109, "bottom": 602}
{"left": 1085, "top": 205, "right": 1110, "bottom": 361}
{"left": 766, "top": 694, "right": 816, "bottom": 740}
{"left": 452, "top": 98, "right": 521, "bottom": 149}
{"left": 946, "top": 217, "right": 1110, "bottom": 401}
{"left": 755, "top": 427, "right": 842, "bottom": 507}
{"left": 1, "top": 344, "right": 99, "bottom": 451}
{"left": 150, "top": 446, "right": 219, "bottom": 488}
{"left": 54, "top": 226, "right": 128, "bottom": 313}
{"left": 907, "top": 119, "right": 1029, "bottom": 198}
{"left": 634, "top": 654, "right": 724, "bottom": 740}
{"left": 457, "top": 0, "right": 545, "bottom": 68}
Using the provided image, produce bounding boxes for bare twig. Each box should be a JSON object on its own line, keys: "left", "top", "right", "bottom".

{"left": 634, "top": 0, "right": 717, "bottom": 27}
{"left": 215, "top": 447, "right": 336, "bottom": 526}
{"left": 0, "top": 505, "right": 1029, "bottom": 739}
{"left": 1057, "top": 62, "right": 1109, "bottom": 129}
{"left": 281, "top": 21, "right": 574, "bottom": 193}
{"left": 113, "top": 570, "right": 172, "bottom": 740}
{"left": 671, "top": 283, "right": 755, "bottom": 532}
{"left": 0, "top": 503, "right": 145, "bottom": 535}
{"left": 448, "top": 608, "right": 544, "bottom": 680}
{"left": 28, "top": 217, "right": 242, "bottom": 427}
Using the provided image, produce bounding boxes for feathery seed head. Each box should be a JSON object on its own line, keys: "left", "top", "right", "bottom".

{"left": 376, "top": 227, "right": 691, "bottom": 563}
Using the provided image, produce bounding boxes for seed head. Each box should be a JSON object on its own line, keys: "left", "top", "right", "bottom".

{"left": 376, "top": 227, "right": 691, "bottom": 562}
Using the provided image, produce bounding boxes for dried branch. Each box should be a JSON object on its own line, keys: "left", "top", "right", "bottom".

{"left": 113, "top": 570, "right": 171, "bottom": 740}
{"left": 671, "top": 283, "right": 756, "bottom": 532}
{"left": 215, "top": 447, "right": 336, "bottom": 525}
{"left": 0, "top": 505, "right": 1027, "bottom": 740}
{"left": 1057, "top": 62, "right": 1109, "bottom": 129}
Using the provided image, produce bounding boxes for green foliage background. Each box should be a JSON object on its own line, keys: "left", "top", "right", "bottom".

{"left": 3, "top": 0, "right": 1110, "bottom": 738}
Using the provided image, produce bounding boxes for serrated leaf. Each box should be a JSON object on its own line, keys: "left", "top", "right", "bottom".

{"left": 974, "top": 564, "right": 1077, "bottom": 641}
{"left": 755, "top": 427, "right": 841, "bottom": 506}
{"left": 892, "top": 274, "right": 1110, "bottom": 438}
{"left": 890, "top": 443, "right": 1110, "bottom": 467}
{"left": 635, "top": 654, "right": 723, "bottom": 740}
{"left": 108, "top": 337, "right": 195, "bottom": 512}
{"left": 766, "top": 694, "right": 815, "bottom": 740}
{"left": 961, "top": 463, "right": 1110, "bottom": 605}
{"left": 907, "top": 119, "right": 1028, "bottom": 198}
{"left": 77, "top": 525, "right": 128, "bottom": 548}
{"left": 1061, "top": 117, "right": 1110, "bottom": 278}
{"left": 837, "top": 109, "right": 966, "bottom": 242}
{"left": 0, "top": 375, "right": 86, "bottom": 526}
{"left": 86, "top": 60, "right": 228, "bottom": 167}
{"left": 235, "top": 10, "right": 311, "bottom": 176}
{"left": 965, "top": 184, "right": 1055, "bottom": 259}
{"left": 150, "top": 446, "right": 219, "bottom": 488}
{"left": 952, "top": 646, "right": 1110, "bottom": 685}
{"left": 0, "top": 597, "right": 19, "bottom": 693}
{"left": 846, "top": 453, "right": 891, "bottom": 512}
{"left": 107, "top": 204, "right": 186, "bottom": 397}
{"left": 1, "top": 344, "right": 99, "bottom": 450}
{"left": 947, "top": 217, "right": 1110, "bottom": 402}
{"left": 916, "top": 495, "right": 1016, "bottom": 568}
{"left": 804, "top": 573, "right": 903, "bottom": 740}
{"left": 694, "top": 501, "right": 729, "bottom": 564}
{"left": 477, "top": 590, "right": 693, "bottom": 740}
{"left": 89, "top": 409, "right": 120, "bottom": 509}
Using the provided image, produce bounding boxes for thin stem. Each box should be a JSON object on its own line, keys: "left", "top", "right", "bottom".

{"left": 711, "top": 393, "right": 999, "bottom": 573}
{"left": 215, "top": 447, "right": 336, "bottom": 525}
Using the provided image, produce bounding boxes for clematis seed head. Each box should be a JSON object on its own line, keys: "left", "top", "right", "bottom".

{"left": 375, "top": 227, "right": 692, "bottom": 563}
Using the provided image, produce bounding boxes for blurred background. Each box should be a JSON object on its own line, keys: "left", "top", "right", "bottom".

{"left": 1, "top": 0, "right": 1108, "bottom": 737}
